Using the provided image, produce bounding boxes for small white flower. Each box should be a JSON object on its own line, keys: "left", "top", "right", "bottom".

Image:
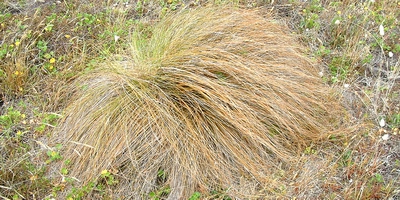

{"left": 379, "top": 24, "right": 385, "bottom": 36}
{"left": 114, "top": 35, "right": 120, "bottom": 42}
{"left": 379, "top": 118, "right": 386, "bottom": 127}
{"left": 382, "top": 134, "right": 389, "bottom": 141}
{"left": 306, "top": 28, "right": 309, "bottom": 32}
{"left": 344, "top": 84, "right": 350, "bottom": 88}
{"left": 318, "top": 71, "right": 324, "bottom": 77}
{"left": 388, "top": 52, "right": 393, "bottom": 57}
{"left": 334, "top": 20, "right": 340, "bottom": 25}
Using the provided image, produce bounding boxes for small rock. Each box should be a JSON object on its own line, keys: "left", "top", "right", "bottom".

{"left": 379, "top": 24, "right": 385, "bottom": 36}
{"left": 114, "top": 35, "right": 120, "bottom": 42}
{"left": 382, "top": 134, "right": 390, "bottom": 141}
{"left": 379, "top": 118, "right": 386, "bottom": 127}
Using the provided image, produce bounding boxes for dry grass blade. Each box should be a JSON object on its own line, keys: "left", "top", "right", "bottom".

{"left": 53, "top": 7, "right": 351, "bottom": 199}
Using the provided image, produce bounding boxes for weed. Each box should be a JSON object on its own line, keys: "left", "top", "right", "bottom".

{"left": 35, "top": 113, "right": 61, "bottom": 134}
{"left": 100, "top": 169, "right": 118, "bottom": 186}
{"left": 209, "top": 188, "right": 233, "bottom": 200}
{"left": 66, "top": 181, "right": 96, "bottom": 200}
{"left": 61, "top": 167, "right": 69, "bottom": 175}
{"left": 329, "top": 56, "right": 352, "bottom": 83}
{"left": 340, "top": 150, "right": 354, "bottom": 167}
{"left": 149, "top": 186, "right": 171, "bottom": 200}
{"left": 304, "top": 146, "right": 317, "bottom": 155}
{"left": 300, "top": 0, "right": 323, "bottom": 31}
{"left": 315, "top": 45, "right": 331, "bottom": 57}
{"left": 76, "top": 13, "right": 97, "bottom": 28}
{"left": 389, "top": 113, "right": 400, "bottom": 128}
{"left": 0, "top": 135, "right": 52, "bottom": 199}
{"left": 46, "top": 144, "right": 62, "bottom": 163}
{"left": 371, "top": 173, "right": 384, "bottom": 184}
{"left": 189, "top": 192, "right": 201, "bottom": 200}
{"left": 0, "top": 107, "right": 23, "bottom": 135}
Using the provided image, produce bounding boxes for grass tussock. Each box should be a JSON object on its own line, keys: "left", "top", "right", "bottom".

{"left": 54, "top": 7, "right": 352, "bottom": 199}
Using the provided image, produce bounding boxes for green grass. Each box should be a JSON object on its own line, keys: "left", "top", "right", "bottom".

{"left": 1, "top": 0, "right": 399, "bottom": 199}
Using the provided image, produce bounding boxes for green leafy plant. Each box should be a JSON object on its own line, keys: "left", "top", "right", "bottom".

{"left": 188, "top": 192, "right": 201, "bottom": 200}
{"left": 46, "top": 144, "right": 63, "bottom": 163}
{"left": 209, "top": 188, "right": 232, "bottom": 200}
{"left": 149, "top": 186, "right": 171, "bottom": 200}
{"left": 0, "top": 107, "right": 23, "bottom": 133}
{"left": 36, "top": 40, "right": 48, "bottom": 57}
{"left": 66, "top": 181, "right": 96, "bottom": 200}
{"left": 300, "top": 0, "right": 323, "bottom": 30}
{"left": 100, "top": 169, "right": 118, "bottom": 186}
{"left": 389, "top": 113, "right": 400, "bottom": 128}
{"left": 329, "top": 56, "right": 352, "bottom": 83}
{"left": 341, "top": 150, "right": 353, "bottom": 167}
{"left": 35, "top": 113, "right": 61, "bottom": 133}
{"left": 44, "top": 13, "right": 57, "bottom": 32}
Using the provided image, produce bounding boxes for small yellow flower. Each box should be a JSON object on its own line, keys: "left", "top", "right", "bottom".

{"left": 65, "top": 34, "right": 71, "bottom": 39}
{"left": 15, "top": 41, "right": 21, "bottom": 46}
{"left": 101, "top": 169, "right": 109, "bottom": 175}
{"left": 21, "top": 114, "right": 26, "bottom": 119}
{"left": 50, "top": 151, "right": 57, "bottom": 157}
{"left": 18, "top": 87, "right": 23, "bottom": 92}
{"left": 337, "top": 11, "right": 341, "bottom": 15}
{"left": 14, "top": 71, "right": 20, "bottom": 76}
{"left": 17, "top": 130, "right": 23, "bottom": 136}
{"left": 49, "top": 65, "right": 54, "bottom": 70}
{"left": 49, "top": 58, "right": 56, "bottom": 64}
{"left": 348, "top": 15, "right": 352, "bottom": 19}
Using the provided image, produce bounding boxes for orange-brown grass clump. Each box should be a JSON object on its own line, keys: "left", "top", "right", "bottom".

{"left": 54, "top": 7, "right": 349, "bottom": 199}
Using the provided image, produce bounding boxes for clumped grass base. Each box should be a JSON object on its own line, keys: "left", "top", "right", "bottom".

{"left": 54, "top": 7, "right": 350, "bottom": 199}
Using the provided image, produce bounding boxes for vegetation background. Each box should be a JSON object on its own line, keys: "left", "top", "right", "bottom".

{"left": 0, "top": 0, "right": 399, "bottom": 199}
